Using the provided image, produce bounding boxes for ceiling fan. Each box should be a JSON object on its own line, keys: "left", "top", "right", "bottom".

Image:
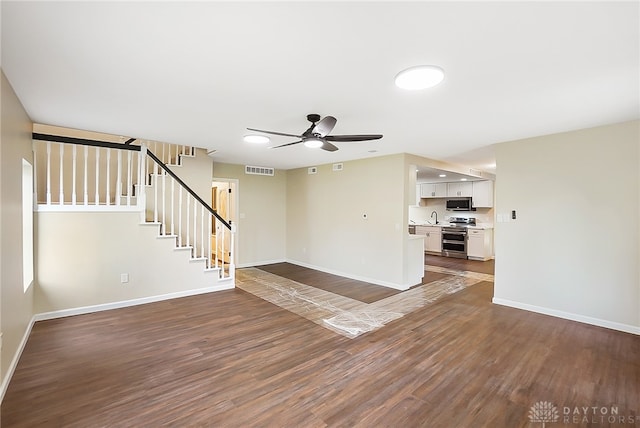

{"left": 247, "top": 114, "right": 383, "bottom": 152}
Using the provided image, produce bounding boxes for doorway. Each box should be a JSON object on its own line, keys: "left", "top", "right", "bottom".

{"left": 212, "top": 178, "right": 238, "bottom": 265}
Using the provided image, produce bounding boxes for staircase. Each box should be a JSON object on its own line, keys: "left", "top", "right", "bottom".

{"left": 32, "top": 131, "right": 235, "bottom": 288}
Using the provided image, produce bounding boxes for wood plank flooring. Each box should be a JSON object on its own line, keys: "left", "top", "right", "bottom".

{"left": 3, "top": 259, "right": 638, "bottom": 427}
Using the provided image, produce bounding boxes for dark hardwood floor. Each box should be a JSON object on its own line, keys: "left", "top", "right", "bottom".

{"left": 256, "top": 262, "right": 401, "bottom": 303}
{"left": 257, "top": 255, "right": 494, "bottom": 303}
{"left": 424, "top": 253, "right": 495, "bottom": 274}
{"left": 3, "top": 259, "right": 638, "bottom": 427}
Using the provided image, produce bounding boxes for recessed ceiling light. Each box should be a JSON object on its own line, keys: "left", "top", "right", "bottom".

{"left": 439, "top": 174, "right": 447, "bottom": 178}
{"left": 460, "top": 178, "right": 467, "bottom": 181}
{"left": 303, "top": 138, "right": 323, "bottom": 149}
{"left": 395, "top": 65, "right": 444, "bottom": 90}
{"left": 243, "top": 134, "right": 270, "bottom": 144}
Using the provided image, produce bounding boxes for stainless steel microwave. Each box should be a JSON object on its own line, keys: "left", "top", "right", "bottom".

{"left": 446, "top": 198, "right": 476, "bottom": 211}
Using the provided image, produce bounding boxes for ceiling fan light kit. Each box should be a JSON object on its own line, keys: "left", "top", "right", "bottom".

{"left": 395, "top": 65, "right": 445, "bottom": 90}
{"left": 247, "top": 114, "right": 383, "bottom": 152}
{"left": 303, "top": 138, "right": 324, "bottom": 148}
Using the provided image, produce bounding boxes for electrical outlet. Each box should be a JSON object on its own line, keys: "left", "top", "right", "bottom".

{"left": 120, "top": 273, "right": 129, "bottom": 284}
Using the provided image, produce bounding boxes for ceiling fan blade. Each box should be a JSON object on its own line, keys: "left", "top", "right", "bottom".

{"left": 313, "top": 116, "right": 337, "bottom": 137}
{"left": 247, "top": 128, "right": 303, "bottom": 138}
{"left": 320, "top": 141, "right": 339, "bottom": 152}
{"left": 325, "top": 134, "right": 383, "bottom": 142}
{"left": 270, "top": 140, "right": 303, "bottom": 149}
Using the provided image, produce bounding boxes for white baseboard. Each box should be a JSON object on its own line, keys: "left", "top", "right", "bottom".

{"left": 285, "top": 259, "right": 411, "bottom": 291}
{"left": 1, "top": 317, "right": 35, "bottom": 403}
{"left": 237, "top": 259, "right": 286, "bottom": 269}
{"left": 492, "top": 298, "right": 640, "bottom": 335}
{"left": 34, "top": 283, "right": 234, "bottom": 322}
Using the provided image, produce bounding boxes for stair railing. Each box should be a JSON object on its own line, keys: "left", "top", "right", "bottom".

{"left": 32, "top": 133, "right": 235, "bottom": 280}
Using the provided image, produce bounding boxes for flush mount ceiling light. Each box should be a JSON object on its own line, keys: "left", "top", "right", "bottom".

{"left": 395, "top": 65, "right": 445, "bottom": 90}
{"left": 303, "top": 138, "right": 324, "bottom": 148}
{"left": 243, "top": 134, "right": 270, "bottom": 144}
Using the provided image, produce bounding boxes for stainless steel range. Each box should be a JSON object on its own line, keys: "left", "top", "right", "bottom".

{"left": 442, "top": 217, "right": 476, "bottom": 259}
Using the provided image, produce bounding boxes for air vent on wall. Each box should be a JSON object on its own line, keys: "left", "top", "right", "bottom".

{"left": 332, "top": 163, "right": 343, "bottom": 171}
{"left": 308, "top": 167, "right": 318, "bottom": 175}
{"left": 469, "top": 168, "right": 482, "bottom": 177}
{"left": 245, "top": 165, "right": 274, "bottom": 176}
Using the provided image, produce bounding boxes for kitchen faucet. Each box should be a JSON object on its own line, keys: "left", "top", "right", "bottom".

{"left": 431, "top": 211, "right": 438, "bottom": 224}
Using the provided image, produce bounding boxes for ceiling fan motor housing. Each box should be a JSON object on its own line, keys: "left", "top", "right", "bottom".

{"left": 306, "top": 113, "right": 321, "bottom": 123}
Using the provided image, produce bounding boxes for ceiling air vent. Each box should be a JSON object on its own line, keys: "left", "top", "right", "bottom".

{"left": 245, "top": 165, "right": 274, "bottom": 176}
{"left": 469, "top": 168, "right": 482, "bottom": 177}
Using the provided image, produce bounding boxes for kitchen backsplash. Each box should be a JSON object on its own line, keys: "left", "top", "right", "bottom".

{"left": 409, "top": 199, "right": 494, "bottom": 225}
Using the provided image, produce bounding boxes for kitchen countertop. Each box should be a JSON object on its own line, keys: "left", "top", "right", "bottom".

{"left": 412, "top": 223, "right": 494, "bottom": 230}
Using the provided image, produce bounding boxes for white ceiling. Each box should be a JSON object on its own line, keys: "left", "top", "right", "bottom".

{"left": 2, "top": 1, "right": 638, "bottom": 172}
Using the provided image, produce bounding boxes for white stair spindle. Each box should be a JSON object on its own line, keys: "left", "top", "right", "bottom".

{"left": 106, "top": 148, "right": 111, "bottom": 206}
{"left": 116, "top": 150, "right": 122, "bottom": 206}
{"left": 162, "top": 142, "right": 165, "bottom": 165}
{"left": 170, "top": 177, "right": 175, "bottom": 235}
{"left": 161, "top": 172, "right": 166, "bottom": 235}
{"left": 137, "top": 146, "right": 147, "bottom": 222}
{"left": 58, "top": 144, "right": 64, "bottom": 205}
{"left": 200, "top": 205, "right": 205, "bottom": 260}
{"left": 221, "top": 222, "right": 226, "bottom": 277}
{"left": 207, "top": 213, "right": 212, "bottom": 269}
{"left": 229, "top": 223, "right": 235, "bottom": 279}
{"left": 153, "top": 171, "right": 158, "bottom": 223}
{"left": 193, "top": 198, "right": 197, "bottom": 257}
{"left": 178, "top": 186, "right": 183, "bottom": 246}
{"left": 83, "top": 146, "right": 88, "bottom": 205}
{"left": 126, "top": 151, "right": 132, "bottom": 206}
{"left": 46, "top": 142, "right": 51, "bottom": 205}
{"left": 94, "top": 147, "right": 100, "bottom": 205}
{"left": 214, "top": 220, "right": 219, "bottom": 270}
{"left": 186, "top": 194, "right": 190, "bottom": 248}
{"left": 72, "top": 145, "right": 77, "bottom": 205}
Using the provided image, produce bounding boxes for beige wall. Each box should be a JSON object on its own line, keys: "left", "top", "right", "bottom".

{"left": 1, "top": 71, "right": 35, "bottom": 388}
{"left": 493, "top": 120, "right": 640, "bottom": 333}
{"left": 213, "top": 163, "right": 287, "bottom": 266}
{"left": 286, "top": 154, "right": 409, "bottom": 288}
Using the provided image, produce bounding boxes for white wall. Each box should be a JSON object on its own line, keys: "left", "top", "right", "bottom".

{"left": 286, "top": 154, "right": 409, "bottom": 288}
{"left": 1, "top": 70, "right": 35, "bottom": 392}
{"left": 212, "top": 163, "right": 287, "bottom": 267}
{"left": 35, "top": 211, "right": 224, "bottom": 314}
{"left": 493, "top": 120, "right": 640, "bottom": 334}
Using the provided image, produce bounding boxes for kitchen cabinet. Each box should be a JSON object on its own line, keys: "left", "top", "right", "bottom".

{"left": 416, "top": 225, "right": 442, "bottom": 254}
{"left": 467, "top": 228, "right": 493, "bottom": 261}
{"left": 447, "top": 182, "right": 473, "bottom": 197}
{"left": 472, "top": 180, "right": 494, "bottom": 208}
{"left": 420, "top": 182, "right": 447, "bottom": 198}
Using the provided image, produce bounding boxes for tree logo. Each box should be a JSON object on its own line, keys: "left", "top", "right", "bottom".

{"left": 528, "top": 401, "right": 559, "bottom": 427}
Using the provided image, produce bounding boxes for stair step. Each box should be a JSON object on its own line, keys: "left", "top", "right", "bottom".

{"left": 157, "top": 234, "right": 178, "bottom": 239}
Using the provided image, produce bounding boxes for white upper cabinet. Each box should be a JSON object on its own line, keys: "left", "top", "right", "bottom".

{"left": 447, "top": 182, "right": 473, "bottom": 197}
{"left": 472, "top": 180, "right": 494, "bottom": 208}
{"left": 420, "top": 182, "right": 447, "bottom": 198}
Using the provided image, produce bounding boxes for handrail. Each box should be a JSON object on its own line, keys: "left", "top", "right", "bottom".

{"left": 145, "top": 150, "right": 231, "bottom": 230}
{"left": 32, "top": 133, "right": 142, "bottom": 152}
{"left": 32, "top": 132, "right": 231, "bottom": 230}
